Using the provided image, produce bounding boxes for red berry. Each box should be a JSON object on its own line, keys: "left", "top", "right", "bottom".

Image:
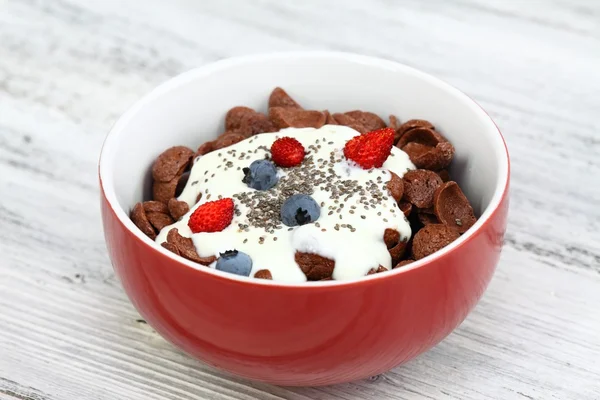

{"left": 188, "top": 198, "right": 234, "bottom": 233}
{"left": 343, "top": 127, "right": 395, "bottom": 169}
{"left": 270, "top": 137, "right": 305, "bottom": 167}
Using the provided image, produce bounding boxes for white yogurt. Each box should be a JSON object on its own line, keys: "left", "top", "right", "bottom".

{"left": 156, "top": 125, "right": 415, "bottom": 282}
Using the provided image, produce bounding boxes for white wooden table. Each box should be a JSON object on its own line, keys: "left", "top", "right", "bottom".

{"left": 1, "top": 0, "right": 599, "bottom": 399}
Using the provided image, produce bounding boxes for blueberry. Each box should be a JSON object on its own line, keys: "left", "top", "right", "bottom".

{"left": 216, "top": 250, "right": 252, "bottom": 276}
{"left": 242, "top": 160, "right": 278, "bottom": 190}
{"left": 281, "top": 194, "right": 321, "bottom": 227}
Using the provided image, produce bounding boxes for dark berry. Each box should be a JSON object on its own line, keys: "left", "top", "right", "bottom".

{"left": 281, "top": 194, "right": 321, "bottom": 227}
{"left": 215, "top": 250, "right": 252, "bottom": 276}
{"left": 242, "top": 160, "right": 278, "bottom": 190}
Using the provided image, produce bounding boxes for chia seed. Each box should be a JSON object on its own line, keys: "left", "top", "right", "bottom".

{"left": 201, "top": 137, "right": 398, "bottom": 238}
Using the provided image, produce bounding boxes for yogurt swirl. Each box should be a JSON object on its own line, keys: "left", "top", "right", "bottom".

{"left": 156, "top": 125, "right": 415, "bottom": 282}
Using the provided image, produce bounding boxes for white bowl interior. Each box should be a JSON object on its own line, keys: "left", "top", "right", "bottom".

{"left": 100, "top": 52, "right": 508, "bottom": 278}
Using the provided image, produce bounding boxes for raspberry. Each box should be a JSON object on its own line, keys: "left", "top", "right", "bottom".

{"left": 343, "top": 127, "right": 395, "bottom": 169}
{"left": 188, "top": 198, "right": 234, "bottom": 233}
{"left": 270, "top": 137, "right": 305, "bottom": 167}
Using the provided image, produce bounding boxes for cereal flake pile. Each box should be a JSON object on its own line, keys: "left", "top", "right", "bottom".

{"left": 131, "top": 87, "right": 477, "bottom": 282}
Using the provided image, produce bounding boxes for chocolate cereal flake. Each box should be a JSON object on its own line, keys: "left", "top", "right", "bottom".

{"left": 153, "top": 176, "right": 180, "bottom": 204}
{"left": 143, "top": 200, "right": 169, "bottom": 214}
{"left": 269, "top": 87, "right": 303, "bottom": 109}
{"left": 411, "top": 142, "right": 455, "bottom": 171}
{"left": 152, "top": 146, "right": 194, "bottom": 183}
{"left": 131, "top": 202, "right": 157, "bottom": 239}
{"left": 398, "top": 201, "right": 413, "bottom": 217}
{"left": 386, "top": 171, "right": 404, "bottom": 203}
{"left": 397, "top": 127, "right": 444, "bottom": 149}
{"left": 417, "top": 210, "right": 439, "bottom": 226}
{"left": 412, "top": 224, "right": 460, "bottom": 260}
{"left": 166, "top": 228, "right": 216, "bottom": 265}
{"left": 213, "top": 132, "right": 247, "bottom": 150}
{"left": 161, "top": 242, "right": 180, "bottom": 256}
{"left": 269, "top": 107, "right": 326, "bottom": 130}
{"left": 388, "top": 115, "right": 400, "bottom": 129}
{"left": 225, "top": 106, "right": 276, "bottom": 136}
{"left": 394, "top": 259, "right": 415, "bottom": 268}
{"left": 331, "top": 113, "right": 367, "bottom": 133}
{"left": 437, "top": 169, "right": 450, "bottom": 182}
{"left": 383, "top": 228, "right": 401, "bottom": 249}
{"left": 168, "top": 198, "right": 190, "bottom": 221}
{"left": 295, "top": 251, "right": 335, "bottom": 281}
{"left": 254, "top": 269, "right": 273, "bottom": 280}
{"left": 344, "top": 111, "right": 386, "bottom": 132}
{"left": 433, "top": 181, "right": 477, "bottom": 234}
{"left": 401, "top": 142, "right": 432, "bottom": 162}
{"left": 195, "top": 141, "right": 215, "bottom": 158}
{"left": 395, "top": 119, "right": 435, "bottom": 144}
{"left": 367, "top": 266, "right": 388, "bottom": 275}
{"left": 403, "top": 169, "right": 443, "bottom": 209}
{"left": 146, "top": 212, "right": 174, "bottom": 231}
{"left": 388, "top": 240, "right": 408, "bottom": 264}
{"left": 323, "top": 110, "right": 338, "bottom": 125}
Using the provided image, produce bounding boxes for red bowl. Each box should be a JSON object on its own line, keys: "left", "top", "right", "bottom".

{"left": 99, "top": 52, "right": 509, "bottom": 386}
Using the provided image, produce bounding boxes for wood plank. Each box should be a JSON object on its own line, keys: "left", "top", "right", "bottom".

{"left": 1, "top": 0, "right": 599, "bottom": 398}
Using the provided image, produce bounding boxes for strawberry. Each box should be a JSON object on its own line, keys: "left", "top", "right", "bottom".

{"left": 188, "top": 198, "right": 234, "bottom": 233}
{"left": 270, "top": 137, "right": 305, "bottom": 167}
{"left": 343, "top": 127, "right": 395, "bottom": 169}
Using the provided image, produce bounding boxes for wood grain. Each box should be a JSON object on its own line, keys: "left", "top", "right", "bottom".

{"left": 1, "top": 0, "right": 599, "bottom": 399}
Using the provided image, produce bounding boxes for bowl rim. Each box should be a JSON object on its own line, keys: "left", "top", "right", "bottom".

{"left": 99, "top": 50, "right": 510, "bottom": 288}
